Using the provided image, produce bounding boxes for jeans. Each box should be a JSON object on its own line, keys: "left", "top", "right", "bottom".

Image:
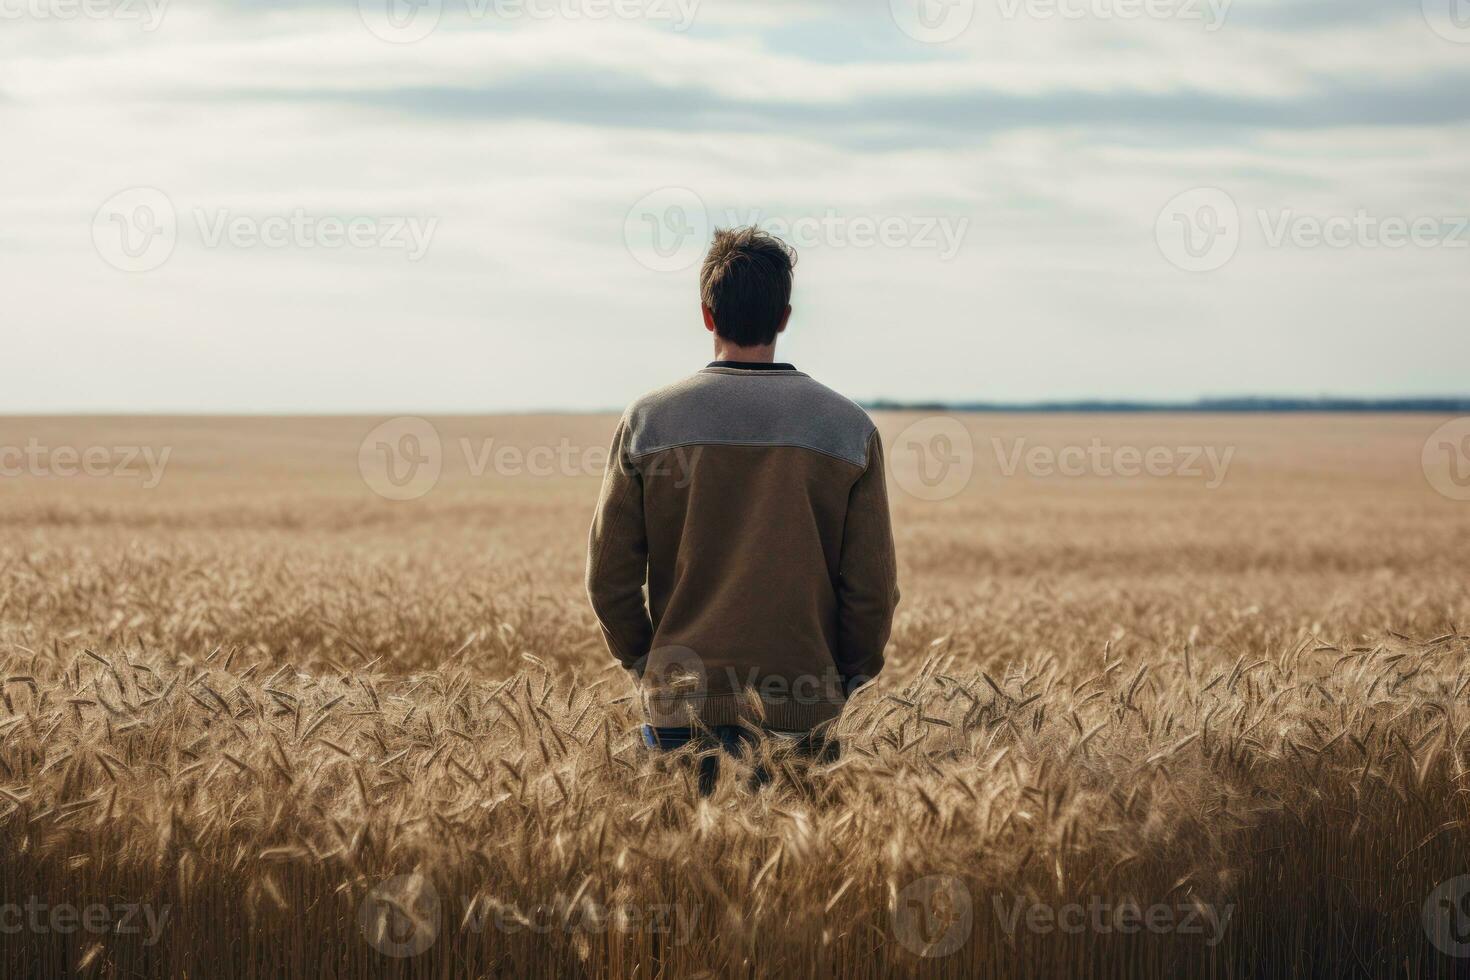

{"left": 641, "top": 724, "right": 840, "bottom": 796}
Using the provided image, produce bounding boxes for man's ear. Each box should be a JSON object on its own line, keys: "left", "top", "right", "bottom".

{"left": 702, "top": 305, "right": 718, "bottom": 334}
{"left": 776, "top": 305, "right": 792, "bottom": 335}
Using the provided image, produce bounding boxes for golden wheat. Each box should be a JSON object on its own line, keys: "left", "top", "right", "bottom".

{"left": 1, "top": 414, "right": 1467, "bottom": 978}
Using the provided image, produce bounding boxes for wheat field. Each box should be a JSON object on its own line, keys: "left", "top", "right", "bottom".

{"left": 1, "top": 413, "right": 1468, "bottom": 978}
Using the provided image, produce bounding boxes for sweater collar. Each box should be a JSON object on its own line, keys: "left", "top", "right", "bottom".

{"left": 706, "top": 361, "right": 798, "bottom": 371}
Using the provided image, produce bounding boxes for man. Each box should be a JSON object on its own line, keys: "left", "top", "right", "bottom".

{"left": 586, "top": 227, "right": 900, "bottom": 789}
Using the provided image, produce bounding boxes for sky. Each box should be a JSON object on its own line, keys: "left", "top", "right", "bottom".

{"left": 3, "top": 0, "right": 1468, "bottom": 412}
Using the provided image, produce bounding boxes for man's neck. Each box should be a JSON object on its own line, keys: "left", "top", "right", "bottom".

{"left": 711, "top": 342, "right": 778, "bottom": 364}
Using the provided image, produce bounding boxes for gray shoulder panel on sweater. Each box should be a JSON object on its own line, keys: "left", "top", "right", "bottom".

{"left": 626, "top": 370, "right": 875, "bottom": 469}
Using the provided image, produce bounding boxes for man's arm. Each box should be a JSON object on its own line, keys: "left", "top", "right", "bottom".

{"left": 586, "top": 416, "right": 654, "bottom": 673}
{"left": 835, "top": 428, "right": 901, "bottom": 694}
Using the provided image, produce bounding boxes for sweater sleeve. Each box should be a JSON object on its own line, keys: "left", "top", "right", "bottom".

{"left": 835, "top": 428, "right": 901, "bottom": 691}
{"left": 586, "top": 416, "right": 654, "bottom": 674}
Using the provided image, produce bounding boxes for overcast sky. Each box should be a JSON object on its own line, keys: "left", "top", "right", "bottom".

{"left": 3, "top": 0, "right": 1468, "bottom": 412}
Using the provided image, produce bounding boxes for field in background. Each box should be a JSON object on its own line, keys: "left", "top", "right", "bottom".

{"left": 2, "top": 414, "right": 1468, "bottom": 978}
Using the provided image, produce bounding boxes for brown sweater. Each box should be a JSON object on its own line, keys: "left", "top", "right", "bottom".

{"left": 586, "top": 363, "right": 900, "bottom": 731}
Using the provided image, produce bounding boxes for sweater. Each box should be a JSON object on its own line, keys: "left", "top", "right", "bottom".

{"left": 586, "top": 362, "right": 901, "bottom": 731}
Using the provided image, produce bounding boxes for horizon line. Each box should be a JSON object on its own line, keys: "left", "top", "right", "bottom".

{"left": 3, "top": 396, "right": 1469, "bottom": 417}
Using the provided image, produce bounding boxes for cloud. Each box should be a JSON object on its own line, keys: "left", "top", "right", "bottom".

{"left": 255, "top": 73, "right": 1470, "bottom": 145}
{"left": 1, "top": 0, "right": 1466, "bottom": 410}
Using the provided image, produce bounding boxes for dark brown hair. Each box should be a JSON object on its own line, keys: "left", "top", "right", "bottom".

{"left": 699, "top": 227, "right": 797, "bottom": 347}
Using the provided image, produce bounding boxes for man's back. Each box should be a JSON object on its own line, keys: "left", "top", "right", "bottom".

{"left": 587, "top": 361, "right": 900, "bottom": 732}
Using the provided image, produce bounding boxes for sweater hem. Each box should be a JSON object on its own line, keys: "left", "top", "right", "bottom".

{"left": 642, "top": 692, "right": 845, "bottom": 732}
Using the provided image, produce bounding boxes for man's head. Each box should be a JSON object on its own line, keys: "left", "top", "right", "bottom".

{"left": 699, "top": 227, "right": 797, "bottom": 350}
